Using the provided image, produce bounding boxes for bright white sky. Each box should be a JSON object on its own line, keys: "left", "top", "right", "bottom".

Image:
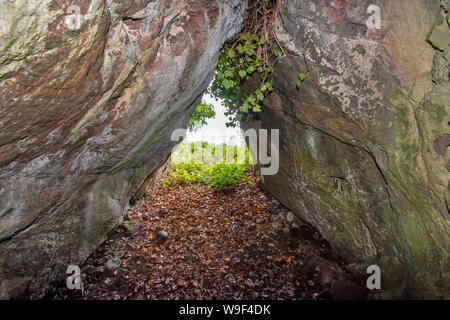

{"left": 185, "top": 93, "right": 246, "bottom": 147}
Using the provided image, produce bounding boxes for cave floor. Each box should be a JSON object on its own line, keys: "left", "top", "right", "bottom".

{"left": 49, "top": 172, "right": 369, "bottom": 300}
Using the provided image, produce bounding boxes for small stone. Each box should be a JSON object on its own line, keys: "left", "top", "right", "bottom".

{"left": 307, "top": 280, "right": 315, "bottom": 287}
{"left": 282, "top": 227, "right": 290, "bottom": 234}
{"left": 286, "top": 211, "right": 295, "bottom": 223}
{"left": 272, "top": 221, "right": 283, "bottom": 230}
{"left": 106, "top": 255, "right": 121, "bottom": 270}
{"left": 278, "top": 212, "right": 287, "bottom": 221}
{"left": 156, "top": 230, "right": 169, "bottom": 241}
{"left": 256, "top": 218, "right": 265, "bottom": 224}
{"left": 320, "top": 270, "right": 334, "bottom": 286}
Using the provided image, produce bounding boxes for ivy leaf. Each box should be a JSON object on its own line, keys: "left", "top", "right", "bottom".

{"left": 273, "top": 49, "right": 279, "bottom": 57}
{"left": 256, "top": 90, "right": 264, "bottom": 101}
{"left": 227, "top": 49, "right": 235, "bottom": 58}
{"left": 240, "top": 101, "right": 250, "bottom": 112}
{"left": 222, "top": 79, "right": 235, "bottom": 90}
{"left": 240, "top": 34, "right": 250, "bottom": 41}
{"left": 239, "top": 70, "right": 247, "bottom": 79}
{"left": 224, "top": 69, "right": 234, "bottom": 78}
{"left": 296, "top": 80, "right": 301, "bottom": 89}
{"left": 247, "top": 65, "right": 255, "bottom": 74}
{"left": 299, "top": 72, "right": 307, "bottom": 81}
{"left": 237, "top": 45, "right": 246, "bottom": 54}
{"left": 260, "top": 38, "right": 266, "bottom": 45}
{"left": 253, "top": 104, "right": 262, "bottom": 112}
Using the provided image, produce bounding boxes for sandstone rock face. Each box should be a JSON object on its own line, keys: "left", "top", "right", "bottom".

{"left": 246, "top": 0, "right": 449, "bottom": 298}
{"left": 0, "top": 0, "right": 245, "bottom": 298}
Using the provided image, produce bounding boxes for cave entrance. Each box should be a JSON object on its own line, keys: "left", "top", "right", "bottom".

{"left": 50, "top": 0, "right": 367, "bottom": 300}
{"left": 174, "top": 88, "right": 251, "bottom": 170}
{"left": 53, "top": 91, "right": 365, "bottom": 300}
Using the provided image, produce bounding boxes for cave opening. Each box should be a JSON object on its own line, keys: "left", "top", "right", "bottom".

{"left": 45, "top": 0, "right": 370, "bottom": 301}
{"left": 51, "top": 76, "right": 367, "bottom": 300}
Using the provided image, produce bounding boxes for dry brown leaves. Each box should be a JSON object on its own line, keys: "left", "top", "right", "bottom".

{"left": 50, "top": 173, "right": 367, "bottom": 300}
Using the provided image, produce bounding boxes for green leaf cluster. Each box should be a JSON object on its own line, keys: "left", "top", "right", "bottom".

{"left": 208, "top": 33, "right": 276, "bottom": 127}
{"left": 166, "top": 163, "right": 251, "bottom": 191}
{"left": 187, "top": 102, "right": 216, "bottom": 132}
{"left": 296, "top": 72, "right": 307, "bottom": 89}
{"left": 172, "top": 141, "right": 253, "bottom": 166}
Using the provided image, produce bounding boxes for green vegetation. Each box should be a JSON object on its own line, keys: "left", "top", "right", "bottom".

{"left": 296, "top": 72, "right": 307, "bottom": 89}
{"left": 207, "top": 0, "right": 281, "bottom": 127}
{"left": 187, "top": 102, "right": 215, "bottom": 132}
{"left": 166, "top": 141, "right": 253, "bottom": 191}
{"left": 172, "top": 141, "right": 252, "bottom": 165}
{"left": 165, "top": 163, "right": 251, "bottom": 191}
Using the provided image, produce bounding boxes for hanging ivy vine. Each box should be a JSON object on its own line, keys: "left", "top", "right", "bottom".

{"left": 207, "top": 0, "right": 285, "bottom": 127}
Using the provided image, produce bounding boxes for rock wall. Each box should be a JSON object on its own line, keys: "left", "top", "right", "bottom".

{"left": 246, "top": 0, "right": 449, "bottom": 298}
{"left": 0, "top": 0, "right": 245, "bottom": 298}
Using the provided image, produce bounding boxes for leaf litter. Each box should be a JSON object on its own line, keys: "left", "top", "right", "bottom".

{"left": 49, "top": 172, "right": 369, "bottom": 300}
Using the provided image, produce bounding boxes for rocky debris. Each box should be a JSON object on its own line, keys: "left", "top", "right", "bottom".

{"left": 267, "top": 197, "right": 367, "bottom": 299}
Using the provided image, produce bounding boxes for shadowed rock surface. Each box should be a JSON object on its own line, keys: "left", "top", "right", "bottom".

{"left": 0, "top": 0, "right": 245, "bottom": 299}
{"left": 243, "top": 0, "right": 449, "bottom": 298}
